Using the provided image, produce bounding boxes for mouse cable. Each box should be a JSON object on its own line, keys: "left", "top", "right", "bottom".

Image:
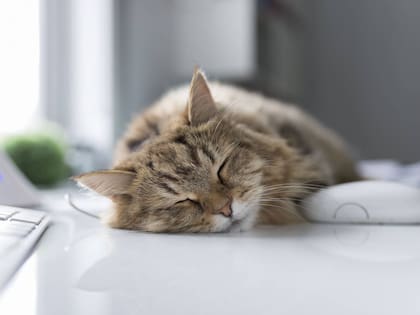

{"left": 64, "top": 193, "right": 101, "bottom": 219}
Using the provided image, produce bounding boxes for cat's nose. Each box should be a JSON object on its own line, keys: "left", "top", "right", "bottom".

{"left": 215, "top": 200, "right": 232, "bottom": 217}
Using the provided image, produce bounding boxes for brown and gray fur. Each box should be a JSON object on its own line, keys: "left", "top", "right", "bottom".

{"left": 75, "top": 69, "right": 360, "bottom": 233}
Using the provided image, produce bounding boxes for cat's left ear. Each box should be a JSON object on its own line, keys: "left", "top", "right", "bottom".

{"left": 187, "top": 68, "right": 217, "bottom": 126}
{"left": 73, "top": 170, "right": 136, "bottom": 198}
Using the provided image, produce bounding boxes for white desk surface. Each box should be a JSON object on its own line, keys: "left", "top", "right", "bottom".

{"left": 1, "top": 187, "right": 420, "bottom": 315}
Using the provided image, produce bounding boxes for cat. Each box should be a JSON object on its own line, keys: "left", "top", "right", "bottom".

{"left": 74, "top": 68, "right": 361, "bottom": 233}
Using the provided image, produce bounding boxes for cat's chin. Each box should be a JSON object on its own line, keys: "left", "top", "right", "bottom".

{"left": 211, "top": 199, "right": 259, "bottom": 233}
{"left": 211, "top": 215, "right": 256, "bottom": 233}
{"left": 228, "top": 219, "right": 254, "bottom": 233}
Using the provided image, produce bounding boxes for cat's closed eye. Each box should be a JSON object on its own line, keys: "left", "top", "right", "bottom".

{"left": 175, "top": 198, "right": 200, "bottom": 207}
{"left": 217, "top": 159, "right": 229, "bottom": 185}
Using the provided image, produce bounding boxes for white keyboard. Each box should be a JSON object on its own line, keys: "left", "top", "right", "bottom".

{"left": 0, "top": 205, "right": 50, "bottom": 290}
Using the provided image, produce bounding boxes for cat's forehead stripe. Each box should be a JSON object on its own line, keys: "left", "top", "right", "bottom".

{"left": 172, "top": 134, "right": 201, "bottom": 166}
{"left": 188, "top": 145, "right": 200, "bottom": 165}
{"left": 175, "top": 165, "right": 194, "bottom": 176}
{"left": 157, "top": 171, "right": 178, "bottom": 182}
{"left": 199, "top": 146, "right": 215, "bottom": 163}
{"left": 157, "top": 181, "right": 179, "bottom": 195}
{"left": 173, "top": 134, "right": 188, "bottom": 145}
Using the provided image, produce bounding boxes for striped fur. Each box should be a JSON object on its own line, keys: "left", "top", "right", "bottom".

{"left": 76, "top": 69, "right": 361, "bottom": 233}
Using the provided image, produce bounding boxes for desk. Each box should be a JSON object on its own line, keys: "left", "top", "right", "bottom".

{"left": 1, "top": 188, "right": 420, "bottom": 315}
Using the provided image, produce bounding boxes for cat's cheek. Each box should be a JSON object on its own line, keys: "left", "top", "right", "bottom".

{"left": 239, "top": 211, "right": 258, "bottom": 231}
{"left": 232, "top": 197, "right": 260, "bottom": 218}
{"left": 231, "top": 200, "right": 259, "bottom": 231}
{"left": 231, "top": 200, "right": 249, "bottom": 221}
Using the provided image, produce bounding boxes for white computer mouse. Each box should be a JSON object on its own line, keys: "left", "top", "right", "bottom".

{"left": 300, "top": 180, "right": 420, "bottom": 224}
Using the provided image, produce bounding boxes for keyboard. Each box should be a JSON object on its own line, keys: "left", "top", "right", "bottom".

{"left": 0, "top": 205, "right": 50, "bottom": 290}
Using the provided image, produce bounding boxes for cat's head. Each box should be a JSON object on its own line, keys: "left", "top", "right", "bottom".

{"left": 74, "top": 69, "right": 303, "bottom": 232}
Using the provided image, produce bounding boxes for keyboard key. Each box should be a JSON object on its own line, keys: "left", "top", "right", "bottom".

{"left": 0, "top": 208, "right": 18, "bottom": 220}
{"left": 8, "top": 221, "right": 35, "bottom": 230}
{"left": 0, "top": 221, "right": 35, "bottom": 237}
{"left": 0, "top": 228, "right": 28, "bottom": 237}
{"left": 10, "top": 212, "right": 45, "bottom": 225}
{"left": 0, "top": 205, "right": 49, "bottom": 290}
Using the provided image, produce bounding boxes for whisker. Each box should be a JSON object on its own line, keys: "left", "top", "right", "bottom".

{"left": 260, "top": 187, "right": 315, "bottom": 194}
{"left": 262, "top": 183, "right": 328, "bottom": 189}
{"left": 259, "top": 198, "right": 309, "bottom": 211}
{"left": 258, "top": 203, "right": 302, "bottom": 218}
{"left": 259, "top": 184, "right": 327, "bottom": 195}
{"left": 259, "top": 188, "right": 321, "bottom": 197}
{"left": 259, "top": 197, "right": 304, "bottom": 203}
{"left": 258, "top": 189, "right": 320, "bottom": 197}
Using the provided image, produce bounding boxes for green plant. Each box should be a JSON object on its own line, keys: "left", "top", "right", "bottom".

{"left": 1, "top": 132, "right": 69, "bottom": 186}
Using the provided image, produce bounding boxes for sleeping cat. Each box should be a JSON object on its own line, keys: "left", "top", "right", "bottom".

{"left": 74, "top": 68, "right": 360, "bottom": 232}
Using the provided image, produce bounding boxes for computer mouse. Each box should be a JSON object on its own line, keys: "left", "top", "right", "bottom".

{"left": 300, "top": 180, "right": 420, "bottom": 224}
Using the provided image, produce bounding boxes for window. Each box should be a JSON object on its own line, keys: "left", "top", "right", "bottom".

{"left": 0, "top": 0, "right": 39, "bottom": 135}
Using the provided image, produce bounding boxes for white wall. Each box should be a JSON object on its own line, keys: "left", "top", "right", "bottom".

{"left": 0, "top": 0, "right": 39, "bottom": 135}
{"left": 303, "top": 0, "right": 420, "bottom": 162}
{"left": 114, "top": 0, "right": 256, "bottom": 141}
{"left": 69, "top": 0, "right": 114, "bottom": 163}
{"left": 41, "top": 0, "right": 256, "bottom": 168}
{"left": 41, "top": 0, "right": 114, "bottom": 167}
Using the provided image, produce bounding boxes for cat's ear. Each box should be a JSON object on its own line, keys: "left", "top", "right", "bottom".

{"left": 73, "top": 170, "right": 136, "bottom": 198}
{"left": 187, "top": 67, "right": 217, "bottom": 126}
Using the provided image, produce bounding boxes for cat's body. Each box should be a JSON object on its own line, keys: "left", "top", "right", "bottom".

{"left": 115, "top": 82, "right": 358, "bottom": 184}
{"left": 75, "top": 70, "right": 360, "bottom": 232}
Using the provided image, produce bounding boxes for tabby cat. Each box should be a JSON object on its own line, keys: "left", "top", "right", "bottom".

{"left": 74, "top": 68, "right": 360, "bottom": 232}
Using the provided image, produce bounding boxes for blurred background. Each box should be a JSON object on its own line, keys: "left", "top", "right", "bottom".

{"left": 0, "top": 0, "right": 418, "bottom": 185}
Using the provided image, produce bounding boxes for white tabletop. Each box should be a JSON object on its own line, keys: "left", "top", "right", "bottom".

{"left": 1, "top": 188, "right": 420, "bottom": 315}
